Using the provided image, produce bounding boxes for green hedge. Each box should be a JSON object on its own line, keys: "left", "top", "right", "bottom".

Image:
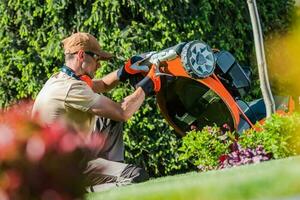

{"left": 0, "top": 0, "right": 295, "bottom": 177}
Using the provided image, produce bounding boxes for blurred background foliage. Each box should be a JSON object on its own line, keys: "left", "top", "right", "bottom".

{"left": 0, "top": 0, "right": 296, "bottom": 177}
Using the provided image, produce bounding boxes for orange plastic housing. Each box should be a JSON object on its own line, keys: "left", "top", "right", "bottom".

{"left": 156, "top": 57, "right": 251, "bottom": 136}
{"left": 155, "top": 56, "right": 295, "bottom": 136}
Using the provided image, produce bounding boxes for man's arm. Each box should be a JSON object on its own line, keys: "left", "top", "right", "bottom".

{"left": 89, "top": 87, "right": 145, "bottom": 122}
{"left": 92, "top": 70, "right": 119, "bottom": 93}
{"left": 90, "top": 62, "right": 160, "bottom": 122}
{"left": 93, "top": 56, "right": 150, "bottom": 93}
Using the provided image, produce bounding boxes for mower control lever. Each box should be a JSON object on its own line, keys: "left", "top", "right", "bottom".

{"left": 149, "top": 49, "right": 178, "bottom": 64}
{"left": 137, "top": 49, "right": 178, "bottom": 77}
{"left": 149, "top": 49, "right": 178, "bottom": 77}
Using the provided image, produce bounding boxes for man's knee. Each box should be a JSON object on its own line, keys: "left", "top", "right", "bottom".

{"left": 120, "top": 164, "right": 149, "bottom": 183}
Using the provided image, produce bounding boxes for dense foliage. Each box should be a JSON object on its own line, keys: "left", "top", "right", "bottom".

{"left": 0, "top": 0, "right": 295, "bottom": 177}
{"left": 239, "top": 113, "right": 300, "bottom": 158}
{"left": 179, "top": 126, "right": 234, "bottom": 171}
{"left": 179, "top": 113, "right": 300, "bottom": 171}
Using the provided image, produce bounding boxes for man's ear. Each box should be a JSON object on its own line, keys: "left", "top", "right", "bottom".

{"left": 77, "top": 50, "right": 84, "bottom": 62}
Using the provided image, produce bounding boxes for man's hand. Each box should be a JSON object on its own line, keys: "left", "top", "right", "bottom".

{"left": 117, "top": 55, "right": 149, "bottom": 82}
{"left": 135, "top": 66, "right": 161, "bottom": 96}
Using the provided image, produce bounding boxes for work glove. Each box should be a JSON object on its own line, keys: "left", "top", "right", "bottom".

{"left": 117, "top": 55, "right": 149, "bottom": 82}
{"left": 135, "top": 65, "right": 161, "bottom": 96}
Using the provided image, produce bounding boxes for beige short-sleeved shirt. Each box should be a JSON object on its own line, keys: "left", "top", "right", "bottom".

{"left": 32, "top": 72, "right": 101, "bottom": 134}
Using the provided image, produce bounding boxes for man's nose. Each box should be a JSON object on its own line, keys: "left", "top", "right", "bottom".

{"left": 96, "top": 62, "right": 101, "bottom": 69}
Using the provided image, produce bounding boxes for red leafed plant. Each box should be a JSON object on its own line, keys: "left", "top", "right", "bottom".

{"left": 0, "top": 100, "right": 103, "bottom": 200}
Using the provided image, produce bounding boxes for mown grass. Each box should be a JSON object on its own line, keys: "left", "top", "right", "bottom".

{"left": 86, "top": 156, "right": 300, "bottom": 200}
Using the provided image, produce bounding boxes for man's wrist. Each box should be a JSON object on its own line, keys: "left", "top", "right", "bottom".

{"left": 117, "top": 65, "right": 129, "bottom": 82}
{"left": 135, "top": 77, "right": 154, "bottom": 96}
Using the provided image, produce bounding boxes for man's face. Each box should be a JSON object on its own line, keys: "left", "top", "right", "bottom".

{"left": 82, "top": 51, "right": 102, "bottom": 78}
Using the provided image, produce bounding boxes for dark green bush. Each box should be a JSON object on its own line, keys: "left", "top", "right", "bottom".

{"left": 0, "top": 0, "right": 295, "bottom": 177}
{"left": 0, "top": 0, "right": 295, "bottom": 107}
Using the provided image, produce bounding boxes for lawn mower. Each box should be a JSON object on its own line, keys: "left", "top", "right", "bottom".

{"left": 136, "top": 40, "right": 295, "bottom": 136}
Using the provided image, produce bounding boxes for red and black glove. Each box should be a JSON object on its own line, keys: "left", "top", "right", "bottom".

{"left": 117, "top": 55, "right": 149, "bottom": 82}
{"left": 135, "top": 66, "right": 161, "bottom": 96}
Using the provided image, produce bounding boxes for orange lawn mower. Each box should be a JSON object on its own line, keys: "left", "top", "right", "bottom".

{"left": 135, "top": 40, "right": 295, "bottom": 136}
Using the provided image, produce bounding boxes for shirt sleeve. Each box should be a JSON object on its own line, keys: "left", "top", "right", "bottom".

{"left": 65, "top": 82, "right": 101, "bottom": 112}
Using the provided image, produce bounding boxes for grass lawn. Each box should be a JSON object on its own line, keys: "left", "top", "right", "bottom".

{"left": 86, "top": 156, "right": 300, "bottom": 200}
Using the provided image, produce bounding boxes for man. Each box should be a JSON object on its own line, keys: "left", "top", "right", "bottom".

{"left": 32, "top": 32, "right": 161, "bottom": 191}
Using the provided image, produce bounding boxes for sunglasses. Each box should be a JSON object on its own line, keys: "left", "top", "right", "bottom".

{"left": 85, "top": 51, "right": 101, "bottom": 62}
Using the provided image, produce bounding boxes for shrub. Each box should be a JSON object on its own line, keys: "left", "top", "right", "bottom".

{"left": 0, "top": 101, "right": 102, "bottom": 199}
{"left": 239, "top": 113, "right": 300, "bottom": 159}
{"left": 219, "top": 144, "right": 271, "bottom": 169}
{"left": 179, "top": 113, "right": 300, "bottom": 171}
{"left": 179, "top": 126, "right": 235, "bottom": 171}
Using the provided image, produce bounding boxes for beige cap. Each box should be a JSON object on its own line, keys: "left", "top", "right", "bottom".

{"left": 62, "top": 32, "right": 113, "bottom": 60}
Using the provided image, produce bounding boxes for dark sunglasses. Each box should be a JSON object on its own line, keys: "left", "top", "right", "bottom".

{"left": 85, "top": 51, "right": 101, "bottom": 62}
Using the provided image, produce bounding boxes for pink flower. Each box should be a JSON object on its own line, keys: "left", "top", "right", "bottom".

{"left": 0, "top": 100, "right": 97, "bottom": 199}
{"left": 41, "top": 125, "right": 63, "bottom": 149}
{"left": 59, "top": 133, "right": 81, "bottom": 154}
{"left": 0, "top": 125, "right": 14, "bottom": 147}
{"left": 26, "top": 135, "right": 46, "bottom": 162}
{"left": 0, "top": 124, "right": 17, "bottom": 161}
{"left": 219, "top": 154, "right": 228, "bottom": 163}
{"left": 0, "top": 189, "right": 9, "bottom": 200}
